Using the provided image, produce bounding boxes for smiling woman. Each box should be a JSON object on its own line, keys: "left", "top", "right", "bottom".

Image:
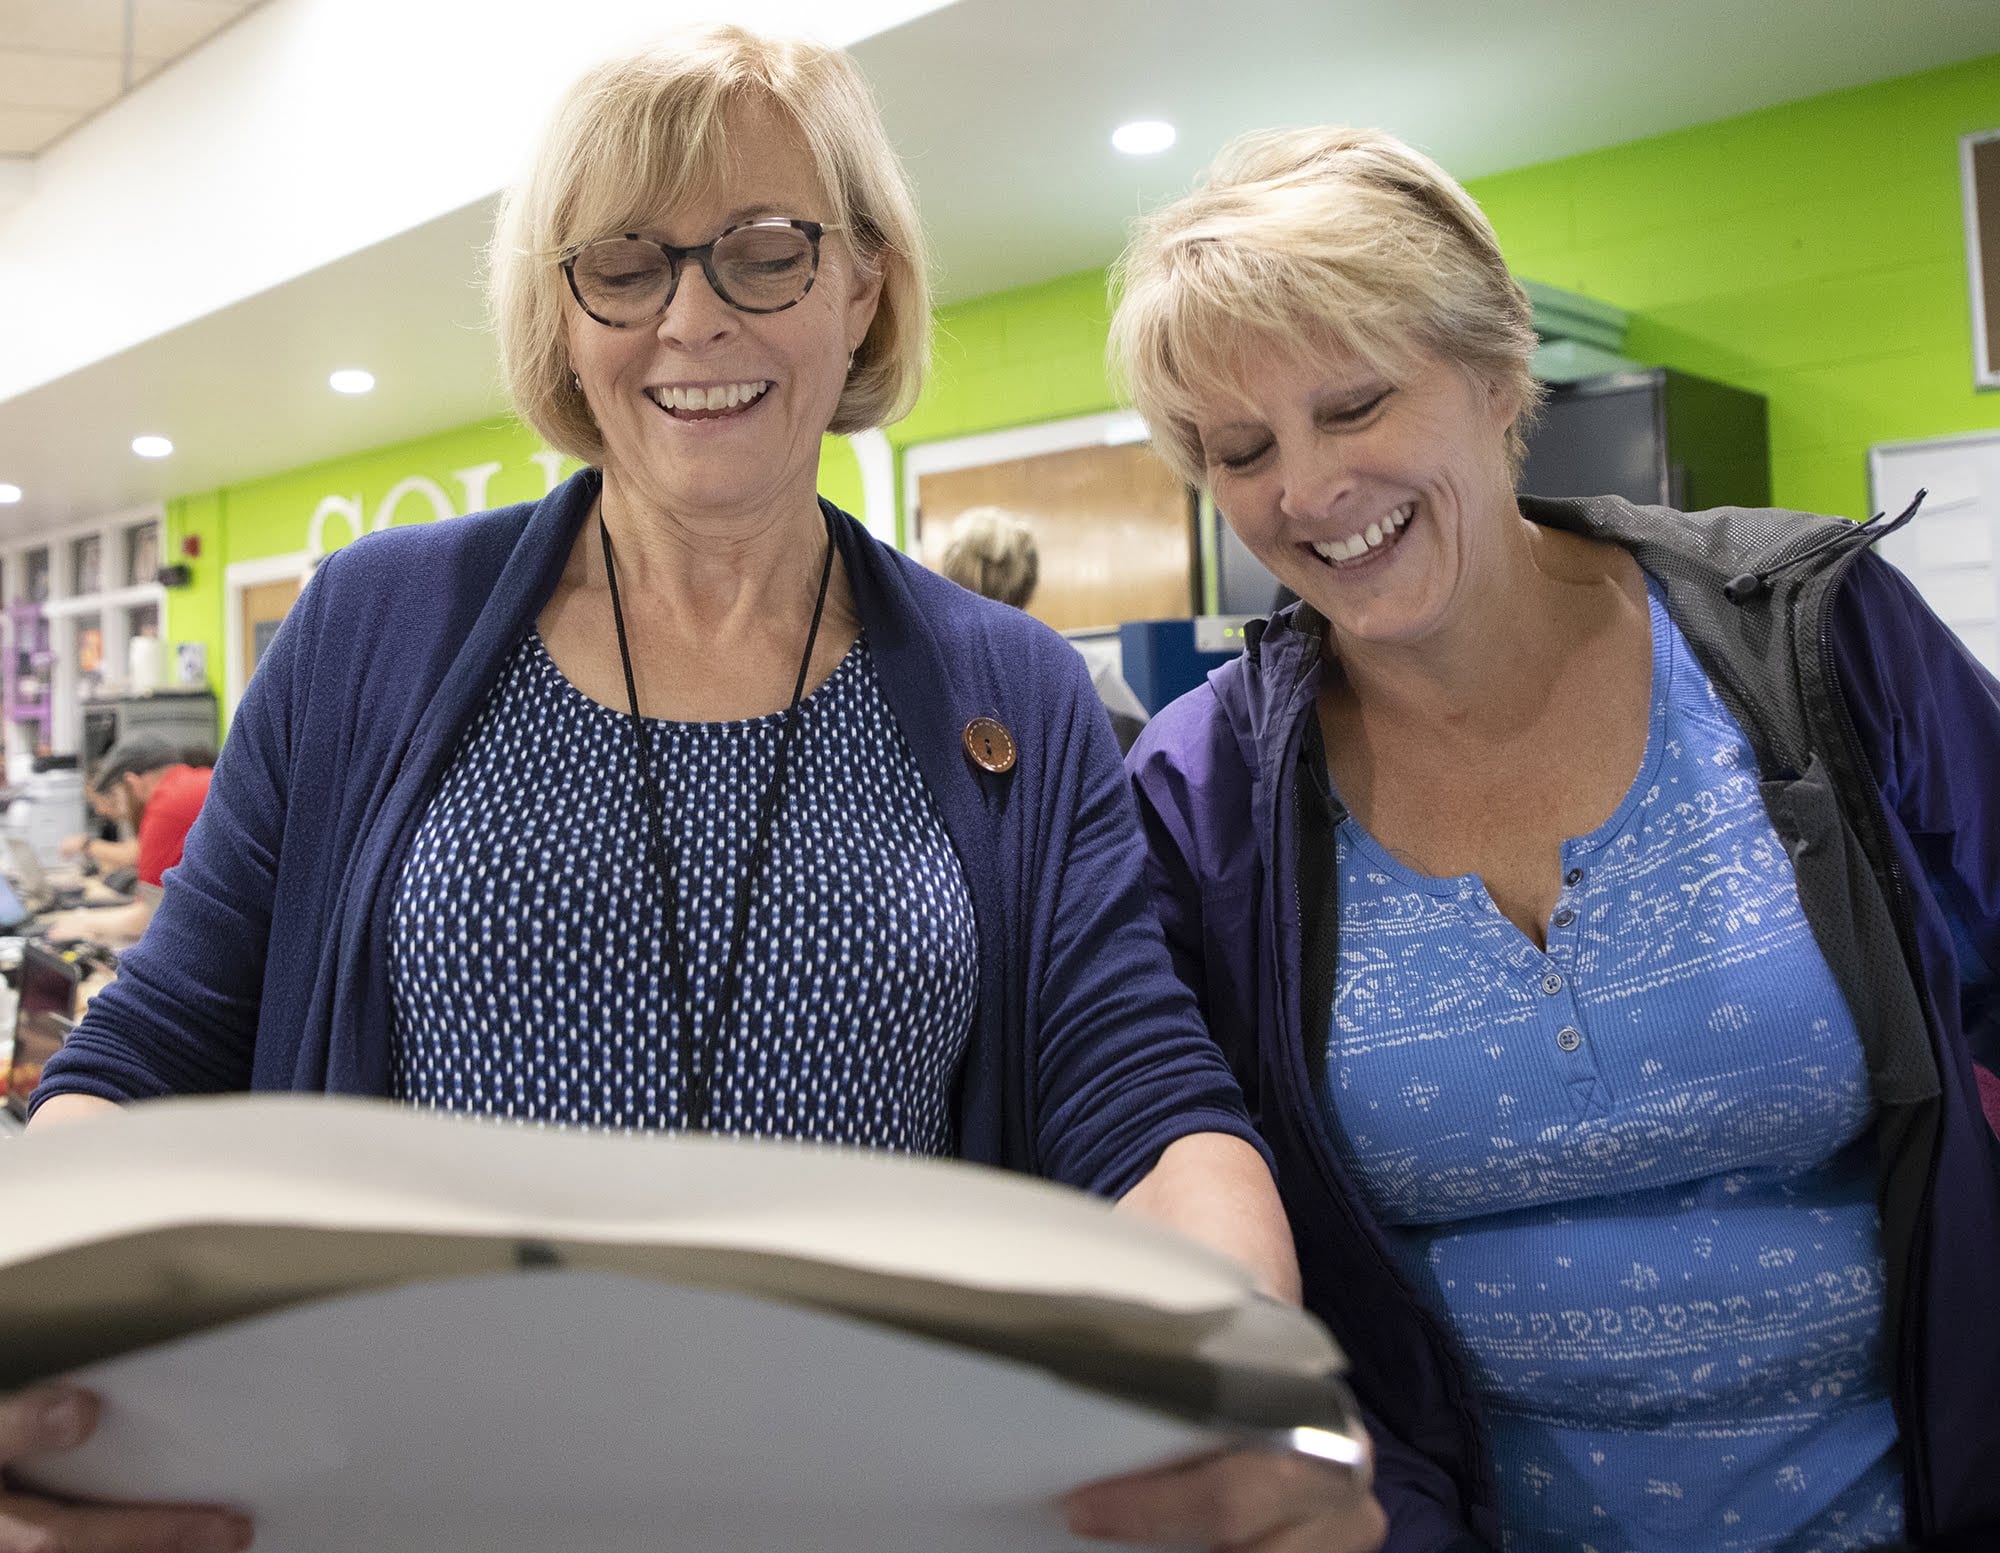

{"left": 1113, "top": 124, "right": 2000, "bottom": 1553}
{"left": 22, "top": 25, "right": 1381, "bottom": 1553}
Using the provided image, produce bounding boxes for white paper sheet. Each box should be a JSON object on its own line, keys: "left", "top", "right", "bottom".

{"left": 21, "top": 1270, "right": 1229, "bottom": 1553}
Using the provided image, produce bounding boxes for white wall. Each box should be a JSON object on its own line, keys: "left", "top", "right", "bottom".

{"left": 0, "top": 0, "right": 950, "bottom": 403}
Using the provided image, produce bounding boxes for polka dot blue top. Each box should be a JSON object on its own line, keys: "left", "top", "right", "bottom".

{"left": 387, "top": 628, "right": 979, "bottom": 1153}
{"left": 1321, "top": 579, "right": 1901, "bottom": 1552}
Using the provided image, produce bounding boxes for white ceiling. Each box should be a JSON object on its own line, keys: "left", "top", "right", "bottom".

{"left": 1, "top": 0, "right": 1997, "bottom": 532}
{"left": 0, "top": 0, "right": 265, "bottom": 155}
{"left": 0, "top": 195, "right": 509, "bottom": 522}
{"left": 871, "top": 0, "right": 1997, "bottom": 300}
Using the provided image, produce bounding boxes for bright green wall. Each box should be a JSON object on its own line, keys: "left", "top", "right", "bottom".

{"left": 165, "top": 488, "right": 227, "bottom": 705}
{"left": 1470, "top": 51, "right": 2000, "bottom": 520}
{"left": 898, "top": 268, "right": 1120, "bottom": 448}
{"left": 166, "top": 416, "right": 566, "bottom": 711}
{"left": 880, "top": 53, "right": 2000, "bottom": 530}
{"left": 166, "top": 52, "right": 2000, "bottom": 715}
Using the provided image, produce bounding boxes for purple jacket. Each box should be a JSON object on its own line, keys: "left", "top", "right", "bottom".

{"left": 39, "top": 469, "right": 1265, "bottom": 1199}
{"left": 1130, "top": 496, "right": 2000, "bottom": 1552}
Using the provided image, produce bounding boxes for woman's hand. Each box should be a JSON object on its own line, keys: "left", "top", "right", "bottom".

{"left": 0, "top": 1385, "right": 254, "bottom": 1553}
{"left": 1064, "top": 1444, "right": 1387, "bottom": 1553}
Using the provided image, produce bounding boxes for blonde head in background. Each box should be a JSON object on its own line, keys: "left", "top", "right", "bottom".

{"left": 489, "top": 23, "right": 932, "bottom": 465}
{"left": 938, "top": 508, "right": 1040, "bottom": 610}
{"left": 1108, "top": 125, "right": 1542, "bottom": 485}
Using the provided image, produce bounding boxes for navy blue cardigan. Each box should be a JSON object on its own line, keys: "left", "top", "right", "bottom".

{"left": 40, "top": 470, "right": 1264, "bottom": 1197}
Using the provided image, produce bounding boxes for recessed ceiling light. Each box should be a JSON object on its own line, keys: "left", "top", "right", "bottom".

{"left": 131, "top": 435, "right": 174, "bottom": 459}
{"left": 1112, "top": 120, "right": 1176, "bottom": 156}
{"left": 0, "top": 484, "right": 20, "bottom": 504}
{"left": 329, "top": 368, "right": 376, "bottom": 395}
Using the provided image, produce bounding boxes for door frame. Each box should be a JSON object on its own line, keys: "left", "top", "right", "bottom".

{"left": 1963, "top": 128, "right": 2000, "bottom": 390}
{"left": 899, "top": 409, "right": 1150, "bottom": 558}
{"left": 224, "top": 551, "right": 316, "bottom": 716}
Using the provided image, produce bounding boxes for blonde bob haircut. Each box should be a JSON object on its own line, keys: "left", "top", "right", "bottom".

{"left": 1109, "top": 126, "right": 1542, "bottom": 487}
{"left": 490, "top": 24, "right": 931, "bottom": 465}
{"left": 938, "top": 507, "right": 1040, "bottom": 609}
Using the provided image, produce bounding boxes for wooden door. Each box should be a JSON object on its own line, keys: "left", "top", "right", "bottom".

{"left": 917, "top": 443, "right": 1195, "bottom": 632}
{"left": 241, "top": 578, "right": 303, "bottom": 682}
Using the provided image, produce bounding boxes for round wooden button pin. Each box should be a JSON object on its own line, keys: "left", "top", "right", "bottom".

{"left": 962, "top": 716, "right": 1017, "bottom": 774}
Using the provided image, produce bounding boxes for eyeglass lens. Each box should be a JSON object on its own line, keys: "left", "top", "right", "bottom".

{"left": 570, "top": 225, "right": 817, "bottom": 321}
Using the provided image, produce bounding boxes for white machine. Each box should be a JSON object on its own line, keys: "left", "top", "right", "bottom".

{"left": 4, "top": 768, "right": 85, "bottom": 870}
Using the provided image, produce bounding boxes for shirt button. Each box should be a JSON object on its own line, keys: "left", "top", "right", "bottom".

{"left": 1552, "top": 908, "right": 1576, "bottom": 929}
{"left": 1556, "top": 1027, "right": 1583, "bottom": 1052}
{"left": 1542, "top": 972, "right": 1564, "bottom": 995}
{"left": 1564, "top": 867, "right": 1584, "bottom": 886}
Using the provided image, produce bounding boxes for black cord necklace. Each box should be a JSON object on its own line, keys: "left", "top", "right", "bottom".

{"left": 599, "top": 503, "right": 836, "bottom": 1131}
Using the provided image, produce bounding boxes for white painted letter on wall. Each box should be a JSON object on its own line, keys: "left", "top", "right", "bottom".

{"left": 306, "top": 494, "right": 364, "bottom": 557}
{"left": 452, "top": 462, "right": 503, "bottom": 514}
{"left": 530, "top": 450, "right": 569, "bottom": 495}
{"left": 376, "top": 476, "right": 457, "bottom": 531}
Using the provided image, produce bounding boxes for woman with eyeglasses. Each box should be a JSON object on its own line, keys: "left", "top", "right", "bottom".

{"left": 23, "top": 26, "right": 1383, "bottom": 1553}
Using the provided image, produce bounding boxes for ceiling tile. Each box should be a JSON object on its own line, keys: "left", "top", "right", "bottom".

{"left": 130, "top": 0, "right": 258, "bottom": 62}
{"left": 0, "top": 0, "right": 127, "bottom": 56}
{"left": 0, "top": 49, "right": 123, "bottom": 113}
{"left": 0, "top": 103, "right": 84, "bottom": 156}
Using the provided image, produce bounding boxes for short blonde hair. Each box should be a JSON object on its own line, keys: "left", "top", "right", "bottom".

{"left": 1109, "top": 126, "right": 1542, "bottom": 486}
{"left": 490, "top": 24, "right": 931, "bottom": 464}
{"left": 938, "top": 508, "right": 1039, "bottom": 609}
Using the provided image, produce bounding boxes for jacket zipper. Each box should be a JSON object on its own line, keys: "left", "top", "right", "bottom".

{"left": 1814, "top": 554, "right": 1941, "bottom": 1541}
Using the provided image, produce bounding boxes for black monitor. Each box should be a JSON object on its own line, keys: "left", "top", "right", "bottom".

{"left": 7, "top": 944, "right": 80, "bottom": 1120}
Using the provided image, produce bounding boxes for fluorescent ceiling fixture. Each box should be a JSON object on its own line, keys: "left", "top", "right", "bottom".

{"left": 1112, "top": 120, "right": 1176, "bottom": 156}
{"left": 132, "top": 435, "right": 174, "bottom": 459}
{"left": 0, "top": 484, "right": 20, "bottom": 504}
{"left": 329, "top": 368, "right": 376, "bottom": 395}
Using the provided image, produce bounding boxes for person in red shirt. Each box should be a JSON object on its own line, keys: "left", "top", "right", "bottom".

{"left": 41, "top": 734, "right": 214, "bottom": 945}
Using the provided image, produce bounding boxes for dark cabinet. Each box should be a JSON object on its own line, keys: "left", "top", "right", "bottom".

{"left": 1520, "top": 368, "right": 1769, "bottom": 511}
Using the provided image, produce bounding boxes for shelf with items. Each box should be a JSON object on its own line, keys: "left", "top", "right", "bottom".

{"left": 124, "top": 520, "right": 159, "bottom": 589}
{"left": 72, "top": 610, "right": 105, "bottom": 707}
{"left": 70, "top": 535, "right": 103, "bottom": 597}
{"left": 1, "top": 508, "right": 170, "bottom": 758}
{"left": 124, "top": 600, "right": 163, "bottom": 692}
{"left": 3, "top": 603, "right": 53, "bottom": 758}
{"left": 21, "top": 547, "right": 49, "bottom": 606}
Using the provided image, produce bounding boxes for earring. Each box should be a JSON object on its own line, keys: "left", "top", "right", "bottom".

{"left": 846, "top": 350, "right": 857, "bottom": 374}
{"left": 571, "top": 372, "right": 582, "bottom": 392}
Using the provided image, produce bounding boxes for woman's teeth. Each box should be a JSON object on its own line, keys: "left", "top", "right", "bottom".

{"left": 1311, "top": 503, "right": 1413, "bottom": 565}
{"left": 645, "top": 381, "right": 771, "bottom": 415}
